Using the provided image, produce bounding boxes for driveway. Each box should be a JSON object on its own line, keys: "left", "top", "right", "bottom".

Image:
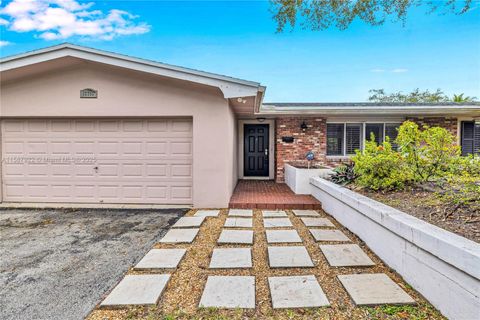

{"left": 0, "top": 208, "right": 186, "bottom": 320}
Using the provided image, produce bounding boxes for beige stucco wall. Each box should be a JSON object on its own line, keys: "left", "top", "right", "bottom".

{"left": 0, "top": 62, "right": 239, "bottom": 208}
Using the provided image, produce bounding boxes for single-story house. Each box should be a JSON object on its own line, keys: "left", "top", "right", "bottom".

{"left": 1, "top": 44, "right": 479, "bottom": 208}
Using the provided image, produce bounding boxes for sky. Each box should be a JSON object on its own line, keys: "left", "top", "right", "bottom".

{"left": 0, "top": 0, "right": 479, "bottom": 102}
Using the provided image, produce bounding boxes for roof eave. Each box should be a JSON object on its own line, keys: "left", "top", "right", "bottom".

{"left": 257, "top": 106, "right": 480, "bottom": 117}
{"left": 0, "top": 43, "right": 263, "bottom": 99}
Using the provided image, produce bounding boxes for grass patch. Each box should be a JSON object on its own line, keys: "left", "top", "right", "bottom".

{"left": 365, "top": 303, "right": 439, "bottom": 320}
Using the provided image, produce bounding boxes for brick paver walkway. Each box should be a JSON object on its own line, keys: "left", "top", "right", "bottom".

{"left": 229, "top": 181, "right": 321, "bottom": 209}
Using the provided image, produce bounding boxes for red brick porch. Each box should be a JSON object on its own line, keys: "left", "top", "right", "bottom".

{"left": 229, "top": 180, "right": 322, "bottom": 209}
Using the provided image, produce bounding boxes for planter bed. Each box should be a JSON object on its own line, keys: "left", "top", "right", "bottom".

{"left": 284, "top": 163, "right": 333, "bottom": 194}
{"left": 309, "top": 177, "right": 480, "bottom": 320}
{"left": 356, "top": 188, "right": 479, "bottom": 243}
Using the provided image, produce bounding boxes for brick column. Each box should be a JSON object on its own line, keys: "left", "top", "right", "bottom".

{"left": 275, "top": 117, "right": 327, "bottom": 182}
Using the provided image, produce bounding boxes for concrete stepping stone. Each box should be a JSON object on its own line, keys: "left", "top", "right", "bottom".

{"left": 218, "top": 230, "right": 253, "bottom": 244}
{"left": 263, "top": 218, "right": 293, "bottom": 228}
{"left": 269, "top": 275, "right": 330, "bottom": 309}
{"left": 100, "top": 274, "right": 170, "bottom": 307}
{"left": 199, "top": 276, "right": 255, "bottom": 308}
{"left": 266, "top": 230, "right": 302, "bottom": 243}
{"left": 228, "top": 209, "right": 253, "bottom": 217}
{"left": 262, "top": 210, "right": 288, "bottom": 217}
{"left": 320, "top": 244, "right": 375, "bottom": 267}
{"left": 310, "top": 229, "right": 350, "bottom": 242}
{"left": 338, "top": 273, "right": 415, "bottom": 306}
{"left": 209, "top": 248, "right": 252, "bottom": 269}
{"left": 293, "top": 210, "right": 320, "bottom": 217}
{"left": 224, "top": 217, "right": 253, "bottom": 228}
{"left": 301, "top": 217, "right": 335, "bottom": 227}
{"left": 172, "top": 216, "right": 205, "bottom": 228}
{"left": 160, "top": 228, "right": 199, "bottom": 243}
{"left": 268, "top": 246, "right": 314, "bottom": 268}
{"left": 194, "top": 210, "right": 220, "bottom": 217}
{"left": 134, "top": 249, "right": 187, "bottom": 270}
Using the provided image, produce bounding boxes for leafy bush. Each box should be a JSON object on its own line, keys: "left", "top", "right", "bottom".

{"left": 395, "top": 121, "right": 459, "bottom": 182}
{"left": 352, "top": 137, "right": 412, "bottom": 191}
{"left": 439, "top": 155, "right": 480, "bottom": 214}
{"left": 337, "top": 119, "right": 478, "bottom": 213}
{"left": 447, "top": 154, "right": 480, "bottom": 176}
{"left": 330, "top": 163, "right": 357, "bottom": 185}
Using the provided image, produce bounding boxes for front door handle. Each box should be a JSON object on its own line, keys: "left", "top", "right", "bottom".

{"left": 265, "top": 148, "right": 268, "bottom": 156}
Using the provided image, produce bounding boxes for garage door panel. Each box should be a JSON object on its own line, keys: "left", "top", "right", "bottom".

{"left": 3, "top": 163, "right": 24, "bottom": 177}
{"left": 2, "top": 119, "right": 193, "bottom": 204}
{"left": 27, "top": 120, "right": 48, "bottom": 132}
{"left": 51, "top": 185, "right": 72, "bottom": 198}
{"left": 4, "top": 184, "right": 24, "bottom": 199}
{"left": 3, "top": 141, "right": 24, "bottom": 155}
{"left": 51, "top": 142, "right": 72, "bottom": 155}
{"left": 170, "top": 142, "right": 192, "bottom": 155}
{"left": 26, "top": 163, "right": 49, "bottom": 176}
{"left": 51, "top": 164, "right": 73, "bottom": 177}
{"left": 171, "top": 186, "right": 192, "bottom": 200}
{"left": 26, "top": 142, "right": 48, "bottom": 155}
{"left": 51, "top": 120, "right": 72, "bottom": 132}
{"left": 146, "top": 120, "right": 168, "bottom": 132}
{"left": 75, "top": 121, "right": 96, "bottom": 131}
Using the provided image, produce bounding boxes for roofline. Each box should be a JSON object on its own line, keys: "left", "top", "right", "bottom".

{"left": 0, "top": 43, "right": 264, "bottom": 99}
{"left": 258, "top": 104, "right": 480, "bottom": 116}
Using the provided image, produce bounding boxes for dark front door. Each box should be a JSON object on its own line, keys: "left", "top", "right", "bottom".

{"left": 244, "top": 124, "right": 269, "bottom": 177}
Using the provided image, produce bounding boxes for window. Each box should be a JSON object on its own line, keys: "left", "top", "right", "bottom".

{"left": 327, "top": 124, "right": 344, "bottom": 155}
{"left": 461, "top": 121, "right": 480, "bottom": 155}
{"left": 385, "top": 123, "right": 400, "bottom": 150}
{"left": 326, "top": 122, "right": 401, "bottom": 156}
{"left": 346, "top": 123, "right": 362, "bottom": 154}
{"left": 365, "top": 123, "right": 384, "bottom": 145}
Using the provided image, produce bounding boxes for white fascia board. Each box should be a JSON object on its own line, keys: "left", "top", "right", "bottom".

{"left": 257, "top": 105, "right": 480, "bottom": 116}
{"left": 0, "top": 44, "right": 262, "bottom": 99}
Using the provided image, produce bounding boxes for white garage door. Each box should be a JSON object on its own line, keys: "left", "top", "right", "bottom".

{"left": 1, "top": 119, "right": 193, "bottom": 204}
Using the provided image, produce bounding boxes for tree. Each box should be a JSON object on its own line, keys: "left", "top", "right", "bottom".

{"left": 270, "top": 0, "right": 473, "bottom": 32}
{"left": 368, "top": 88, "right": 449, "bottom": 103}
{"left": 452, "top": 93, "right": 477, "bottom": 102}
{"left": 368, "top": 89, "right": 478, "bottom": 103}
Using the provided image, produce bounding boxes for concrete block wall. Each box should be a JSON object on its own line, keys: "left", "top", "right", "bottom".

{"left": 310, "top": 177, "right": 480, "bottom": 320}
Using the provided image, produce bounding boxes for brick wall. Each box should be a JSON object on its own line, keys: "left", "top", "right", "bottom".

{"left": 275, "top": 117, "right": 327, "bottom": 182}
{"left": 274, "top": 116, "right": 459, "bottom": 182}
{"left": 407, "top": 117, "right": 458, "bottom": 138}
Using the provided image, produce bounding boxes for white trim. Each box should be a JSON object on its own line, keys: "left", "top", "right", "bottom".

{"left": 238, "top": 119, "right": 275, "bottom": 180}
{"left": 0, "top": 43, "right": 264, "bottom": 99}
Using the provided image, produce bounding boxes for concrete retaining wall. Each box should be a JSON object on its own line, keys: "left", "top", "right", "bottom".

{"left": 309, "top": 177, "right": 480, "bottom": 320}
{"left": 284, "top": 164, "right": 333, "bottom": 194}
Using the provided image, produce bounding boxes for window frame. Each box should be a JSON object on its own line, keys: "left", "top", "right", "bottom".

{"left": 326, "top": 121, "right": 402, "bottom": 157}
{"left": 461, "top": 120, "right": 480, "bottom": 156}
{"left": 326, "top": 123, "right": 345, "bottom": 156}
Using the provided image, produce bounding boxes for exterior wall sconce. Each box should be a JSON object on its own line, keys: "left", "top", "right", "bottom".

{"left": 300, "top": 121, "right": 308, "bottom": 131}
{"left": 257, "top": 117, "right": 266, "bottom": 122}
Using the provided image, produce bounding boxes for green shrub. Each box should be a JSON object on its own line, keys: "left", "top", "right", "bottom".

{"left": 352, "top": 137, "right": 412, "bottom": 191}
{"left": 395, "top": 121, "right": 459, "bottom": 182}
{"left": 448, "top": 154, "right": 480, "bottom": 177}
{"left": 440, "top": 155, "right": 480, "bottom": 213}
{"left": 330, "top": 163, "right": 357, "bottom": 185}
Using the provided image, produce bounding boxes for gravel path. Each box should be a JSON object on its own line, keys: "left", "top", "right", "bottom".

{"left": 0, "top": 208, "right": 185, "bottom": 320}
